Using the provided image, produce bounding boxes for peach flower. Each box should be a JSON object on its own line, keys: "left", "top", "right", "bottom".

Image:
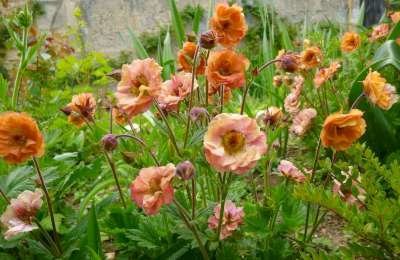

{"left": 320, "top": 109, "right": 366, "bottom": 151}
{"left": 209, "top": 3, "right": 247, "bottom": 47}
{"left": 284, "top": 93, "right": 301, "bottom": 115}
{"left": 390, "top": 12, "right": 400, "bottom": 23}
{"left": 204, "top": 113, "right": 267, "bottom": 175}
{"left": 62, "top": 93, "right": 96, "bottom": 127}
{"left": 177, "top": 42, "right": 206, "bottom": 75}
{"left": 290, "top": 108, "right": 317, "bottom": 137}
{"left": 0, "top": 112, "right": 44, "bottom": 164}
{"left": 208, "top": 200, "right": 244, "bottom": 240}
{"left": 277, "top": 160, "right": 306, "bottom": 183}
{"left": 340, "top": 32, "right": 361, "bottom": 53}
{"left": 362, "top": 70, "right": 399, "bottom": 110}
{"left": 115, "top": 58, "right": 162, "bottom": 118}
{"left": 206, "top": 49, "right": 249, "bottom": 93}
{"left": 158, "top": 72, "right": 198, "bottom": 112}
{"left": 300, "top": 46, "right": 323, "bottom": 69}
{"left": 130, "top": 164, "right": 175, "bottom": 215}
{"left": 314, "top": 61, "right": 341, "bottom": 88}
{"left": 1, "top": 189, "right": 42, "bottom": 239}
{"left": 369, "top": 24, "right": 390, "bottom": 42}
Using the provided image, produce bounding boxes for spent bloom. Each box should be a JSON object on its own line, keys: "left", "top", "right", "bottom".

{"left": 256, "top": 106, "right": 283, "bottom": 128}
{"left": 130, "top": 164, "right": 175, "bottom": 215}
{"left": 200, "top": 30, "right": 217, "bottom": 49}
{"left": 62, "top": 93, "right": 96, "bottom": 127}
{"left": 0, "top": 112, "right": 44, "bottom": 164}
{"left": 333, "top": 179, "right": 366, "bottom": 209}
{"left": 300, "top": 46, "right": 323, "bottom": 70}
{"left": 158, "top": 72, "right": 198, "bottom": 112}
{"left": 340, "top": 32, "right": 361, "bottom": 53}
{"left": 362, "top": 70, "right": 399, "bottom": 110}
{"left": 313, "top": 61, "right": 341, "bottom": 88}
{"left": 275, "top": 50, "right": 300, "bottom": 73}
{"left": 369, "top": 24, "right": 390, "bottom": 42}
{"left": 177, "top": 41, "right": 206, "bottom": 75}
{"left": 277, "top": 160, "right": 306, "bottom": 183}
{"left": 208, "top": 200, "right": 244, "bottom": 240}
{"left": 115, "top": 58, "right": 162, "bottom": 118}
{"left": 284, "top": 76, "right": 304, "bottom": 115}
{"left": 209, "top": 3, "right": 247, "bottom": 47}
{"left": 206, "top": 49, "right": 249, "bottom": 94}
{"left": 290, "top": 108, "right": 317, "bottom": 137}
{"left": 204, "top": 113, "right": 267, "bottom": 175}
{"left": 1, "top": 189, "right": 42, "bottom": 239}
{"left": 320, "top": 109, "right": 366, "bottom": 151}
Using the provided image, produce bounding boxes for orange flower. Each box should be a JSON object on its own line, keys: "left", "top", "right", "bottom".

{"left": 390, "top": 12, "right": 400, "bottom": 23}
{"left": 130, "top": 164, "right": 175, "bottom": 215}
{"left": 369, "top": 24, "right": 390, "bottom": 42}
{"left": 314, "top": 61, "right": 341, "bottom": 88}
{"left": 362, "top": 70, "right": 398, "bottom": 110}
{"left": 62, "top": 93, "right": 96, "bottom": 127}
{"left": 300, "top": 46, "right": 322, "bottom": 69}
{"left": 209, "top": 3, "right": 247, "bottom": 47}
{"left": 320, "top": 109, "right": 366, "bottom": 151}
{"left": 115, "top": 58, "right": 162, "bottom": 118}
{"left": 340, "top": 32, "right": 361, "bottom": 53}
{"left": 177, "top": 42, "right": 206, "bottom": 75}
{"left": 0, "top": 112, "right": 45, "bottom": 164}
{"left": 206, "top": 49, "right": 249, "bottom": 93}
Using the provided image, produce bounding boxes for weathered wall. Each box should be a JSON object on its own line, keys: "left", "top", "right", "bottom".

{"left": 3, "top": 0, "right": 361, "bottom": 56}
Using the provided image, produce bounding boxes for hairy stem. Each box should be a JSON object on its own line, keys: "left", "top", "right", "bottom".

{"left": 103, "top": 151, "right": 127, "bottom": 208}
{"left": 11, "top": 27, "right": 28, "bottom": 110}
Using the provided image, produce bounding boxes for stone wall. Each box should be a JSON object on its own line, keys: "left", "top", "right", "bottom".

{"left": 3, "top": 0, "right": 361, "bottom": 56}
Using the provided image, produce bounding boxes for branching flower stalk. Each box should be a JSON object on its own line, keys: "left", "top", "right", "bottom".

{"left": 32, "top": 157, "right": 62, "bottom": 254}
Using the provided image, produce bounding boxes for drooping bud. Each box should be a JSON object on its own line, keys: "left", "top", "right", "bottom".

{"left": 175, "top": 161, "right": 195, "bottom": 180}
{"left": 200, "top": 30, "right": 216, "bottom": 50}
{"left": 101, "top": 134, "right": 118, "bottom": 151}
{"left": 190, "top": 107, "right": 208, "bottom": 122}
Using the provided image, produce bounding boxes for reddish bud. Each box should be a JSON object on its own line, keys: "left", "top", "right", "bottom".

{"left": 175, "top": 161, "right": 195, "bottom": 180}
{"left": 101, "top": 134, "right": 118, "bottom": 151}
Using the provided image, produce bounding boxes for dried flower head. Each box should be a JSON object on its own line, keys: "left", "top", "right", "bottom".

{"left": 62, "top": 93, "right": 97, "bottom": 127}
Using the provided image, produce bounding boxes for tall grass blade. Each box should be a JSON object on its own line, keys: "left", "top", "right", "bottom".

{"left": 168, "top": 0, "right": 185, "bottom": 47}
{"left": 127, "top": 28, "right": 149, "bottom": 59}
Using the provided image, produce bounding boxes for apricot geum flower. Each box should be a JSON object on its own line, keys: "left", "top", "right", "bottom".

{"left": 0, "top": 112, "right": 44, "bottom": 164}
{"left": 320, "top": 109, "right": 366, "bottom": 151}
{"left": 369, "top": 23, "right": 390, "bottom": 42}
{"left": 177, "top": 41, "right": 206, "bottom": 75}
{"left": 300, "top": 46, "right": 322, "bottom": 69}
{"left": 115, "top": 58, "right": 162, "bottom": 118}
{"left": 206, "top": 49, "right": 249, "bottom": 94}
{"left": 130, "top": 164, "right": 175, "bottom": 215}
{"left": 204, "top": 113, "right": 267, "bottom": 175}
{"left": 208, "top": 200, "right": 244, "bottom": 240}
{"left": 340, "top": 32, "right": 361, "bottom": 53}
{"left": 277, "top": 160, "right": 306, "bottom": 183}
{"left": 313, "top": 61, "right": 341, "bottom": 88}
{"left": 209, "top": 3, "right": 247, "bottom": 47}
{"left": 290, "top": 108, "right": 317, "bottom": 137}
{"left": 158, "top": 72, "right": 198, "bottom": 112}
{"left": 61, "top": 93, "right": 96, "bottom": 127}
{"left": 362, "top": 70, "right": 399, "bottom": 110}
{"left": 1, "top": 189, "right": 43, "bottom": 239}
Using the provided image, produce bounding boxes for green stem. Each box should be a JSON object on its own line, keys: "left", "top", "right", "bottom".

{"left": 216, "top": 173, "right": 232, "bottom": 241}
{"left": 33, "top": 218, "right": 61, "bottom": 257}
{"left": 116, "top": 134, "right": 160, "bottom": 166}
{"left": 11, "top": 27, "right": 28, "bottom": 110}
{"left": 32, "top": 157, "right": 62, "bottom": 254}
{"left": 0, "top": 188, "right": 10, "bottom": 204}
{"left": 191, "top": 178, "right": 196, "bottom": 219}
{"left": 103, "top": 151, "right": 127, "bottom": 208}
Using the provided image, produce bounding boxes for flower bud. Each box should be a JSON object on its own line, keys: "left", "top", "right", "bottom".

{"left": 278, "top": 53, "right": 299, "bottom": 73}
{"left": 101, "top": 134, "right": 118, "bottom": 151}
{"left": 200, "top": 30, "right": 216, "bottom": 49}
{"left": 190, "top": 107, "right": 208, "bottom": 122}
{"left": 175, "top": 161, "right": 195, "bottom": 180}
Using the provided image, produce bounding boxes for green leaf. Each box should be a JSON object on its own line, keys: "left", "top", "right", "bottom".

{"left": 162, "top": 29, "right": 175, "bottom": 79}
{"left": 0, "top": 74, "right": 8, "bottom": 108}
{"left": 168, "top": 0, "right": 185, "bottom": 47}
{"left": 388, "top": 21, "right": 400, "bottom": 40}
{"left": 53, "top": 152, "right": 78, "bottom": 161}
{"left": 192, "top": 5, "right": 203, "bottom": 34}
{"left": 40, "top": 213, "right": 66, "bottom": 234}
{"left": 127, "top": 28, "right": 149, "bottom": 59}
{"left": 86, "top": 204, "right": 103, "bottom": 258}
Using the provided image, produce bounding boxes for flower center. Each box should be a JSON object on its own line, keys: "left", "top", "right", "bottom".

{"left": 221, "top": 130, "right": 245, "bottom": 154}
{"left": 131, "top": 75, "right": 149, "bottom": 96}
{"left": 12, "top": 134, "right": 27, "bottom": 146}
{"left": 218, "top": 62, "right": 232, "bottom": 76}
{"left": 148, "top": 179, "right": 161, "bottom": 194}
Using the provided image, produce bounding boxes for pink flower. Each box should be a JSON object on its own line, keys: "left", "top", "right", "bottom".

{"left": 290, "top": 108, "right": 317, "bottom": 137}
{"left": 204, "top": 113, "right": 267, "bottom": 175}
{"left": 284, "top": 76, "right": 304, "bottom": 115}
{"left": 369, "top": 23, "right": 390, "bottom": 42}
{"left": 130, "top": 164, "right": 175, "bottom": 215}
{"left": 277, "top": 160, "right": 306, "bottom": 183}
{"left": 158, "top": 72, "right": 198, "bottom": 111}
{"left": 313, "top": 61, "right": 341, "bottom": 88}
{"left": 115, "top": 58, "right": 162, "bottom": 118}
{"left": 208, "top": 200, "right": 244, "bottom": 240}
{"left": 332, "top": 179, "right": 366, "bottom": 209}
{"left": 1, "top": 189, "right": 42, "bottom": 239}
